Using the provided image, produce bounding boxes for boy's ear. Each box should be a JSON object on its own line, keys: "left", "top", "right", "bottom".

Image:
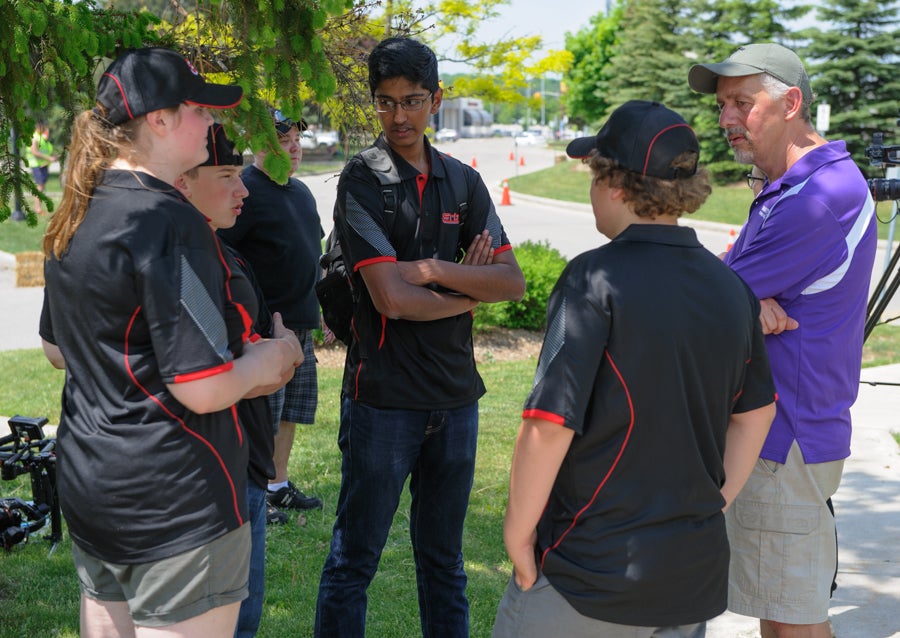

{"left": 431, "top": 87, "right": 443, "bottom": 114}
{"left": 173, "top": 174, "right": 191, "bottom": 199}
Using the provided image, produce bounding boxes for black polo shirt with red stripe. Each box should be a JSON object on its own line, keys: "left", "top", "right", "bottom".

{"left": 40, "top": 170, "right": 249, "bottom": 564}
{"left": 523, "top": 224, "right": 775, "bottom": 626}
{"left": 221, "top": 243, "right": 276, "bottom": 490}
{"left": 335, "top": 135, "right": 512, "bottom": 409}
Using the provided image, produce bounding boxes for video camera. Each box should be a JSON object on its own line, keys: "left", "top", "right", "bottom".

{"left": 0, "top": 415, "right": 61, "bottom": 554}
{"left": 864, "top": 109, "right": 900, "bottom": 202}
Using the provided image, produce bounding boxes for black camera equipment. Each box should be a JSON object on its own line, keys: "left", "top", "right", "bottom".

{"left": 865, "top": 131, "right": 900, "bottom": 203}
{"left": 0, "top": 498, "right": 50, "bottom": 551}
{"left": 0, "top": 415, "right": 62, "bottom": 555}
{"left": 864, "top": 110, "right": 900, "bottom": 344}
{"left": 867, "top": 176, "right": 900, "bottom": 203}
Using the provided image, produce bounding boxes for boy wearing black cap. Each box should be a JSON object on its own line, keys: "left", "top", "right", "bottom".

{"left": 217, "top": 109, "right": 326, "bottom": 519}
{"left": 493, "top": 100, "right": 776, "bottom": 637}
{"left": 176, "top": 124, "right": 302, "bottom": 637}
{"left": 40, "top": 48, "right": 301, "bottom": 636}
{"left": 689, "top": 44, "right": 877, "bottom": 638}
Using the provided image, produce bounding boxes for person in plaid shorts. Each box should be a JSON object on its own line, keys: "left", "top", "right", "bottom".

{"left": 217, "top": 109, "right": 326, "bottom": 523}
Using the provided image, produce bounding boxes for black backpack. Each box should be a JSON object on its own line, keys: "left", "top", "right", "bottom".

{"left": 316, "top": 145, "right": 469, "bottom": 345}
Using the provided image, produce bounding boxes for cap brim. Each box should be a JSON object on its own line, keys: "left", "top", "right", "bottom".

{"left": 688, "top": 61, "right": 765, "bottom": 94}
{"left": 566, "top": 136, "right": 598, "bottom": 159}
{"left": 185, "top": 83, "right": 243, "bottom": 110}
{"left": 274, "top": 119, "right": 296, "bottom": 135}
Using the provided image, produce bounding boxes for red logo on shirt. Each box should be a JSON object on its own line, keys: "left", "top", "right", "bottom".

{"left": 442, "top": 212, "right": 460, "bottom": 224}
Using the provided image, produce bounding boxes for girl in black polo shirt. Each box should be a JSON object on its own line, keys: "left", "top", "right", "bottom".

{"left": 39, "top": 48, "right": 300, "bottom": 636}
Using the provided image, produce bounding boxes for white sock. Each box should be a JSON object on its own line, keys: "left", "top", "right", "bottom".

{"left": 268, "top": 481, "right": 288, "bottom": 493}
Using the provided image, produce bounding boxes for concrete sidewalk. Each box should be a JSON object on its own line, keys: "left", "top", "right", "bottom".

{"left": 0, "top": 251, "right": 43, "bottom": 352}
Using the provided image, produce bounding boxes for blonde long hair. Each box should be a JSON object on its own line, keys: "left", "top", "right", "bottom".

{"left": 42, "top": 106, "right": 158, "bottom": 259}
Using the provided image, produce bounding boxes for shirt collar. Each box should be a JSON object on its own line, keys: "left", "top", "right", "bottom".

{"left": 613, "top": 223, "right": 701, "bottom": 248}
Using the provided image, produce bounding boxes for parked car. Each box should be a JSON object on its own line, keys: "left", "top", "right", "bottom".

{"left": 434, "top": 128, "right": 459, "bottom": 143}
{"left": 300, "top": 130, "right": 317, "bottom": 149}
{"left": 317, "top": 130, "right": 340, "bottom": 147}
{"left": 514, "top": 130, "right": 546, "bottom": 146}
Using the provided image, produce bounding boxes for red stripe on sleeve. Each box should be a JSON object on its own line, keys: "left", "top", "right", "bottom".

{"left": 355, "top": 255, "right": 396, "bottom": 271}
{"left": 522, "top": 408, "right": 566, "bottom": 425}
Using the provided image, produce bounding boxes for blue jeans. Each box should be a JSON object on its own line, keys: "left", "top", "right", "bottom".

{"left": 315, "top": 398, "right": 479, "bottom": 637}
{"left": 235, "top": 480, "right": 267, "bottom": 638}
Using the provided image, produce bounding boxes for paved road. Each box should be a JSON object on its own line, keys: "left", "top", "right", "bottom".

{"left": 304, "top": 136, "right": 736, "bottom": 258}
{"left": 0, "top": 137, "right": 898, "bottom": 636}
{"left": 3, "top": 137, "right": 900, "bottom": 352}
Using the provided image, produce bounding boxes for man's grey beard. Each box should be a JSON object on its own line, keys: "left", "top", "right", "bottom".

{"left": 733, "top": 148, "right": 753, "bottom": 164}
{"left": 724, "top": 128, "right": 754, "bottom": 165}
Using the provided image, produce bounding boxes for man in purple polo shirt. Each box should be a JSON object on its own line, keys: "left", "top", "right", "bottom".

{"left": 689, "top": 43, "right": 877, "bottom": 638}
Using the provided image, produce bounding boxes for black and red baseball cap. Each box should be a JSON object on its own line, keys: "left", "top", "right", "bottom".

{"left": 270, "top": 107, "right": 308, "bottom": 136}
{"left": 199, "top": 123, "right": 243, "bottom": 168}
{"left": 96, "top": 47, "right": 243, "bottom": 126}
{"left": 566, "top": 100, "right": 699, "bottom": 180}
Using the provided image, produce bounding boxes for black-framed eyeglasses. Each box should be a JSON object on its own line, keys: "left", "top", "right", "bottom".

{"left": 373, "top": 93, "right": 432, "bottom": 113}
{"left": 746, "top": 173, "right": 766, "bottom": 189}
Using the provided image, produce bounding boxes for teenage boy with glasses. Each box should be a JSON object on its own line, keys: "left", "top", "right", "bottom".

{"left": 315, "top": 36, "right": 525, "bottom": 638}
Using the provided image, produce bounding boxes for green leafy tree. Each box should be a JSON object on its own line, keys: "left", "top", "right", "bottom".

{"left": 3, "top": 0, "right": 575, "bottom": 225}
{"left": 1, "top": 0, "right": 159, "bottom": 224}
{"left": 1, "top": 0, "right": 355, "bottom": 224}
{"left": 157, "top": 0, "right": 354, "bottom": 183}
{"left": 391, "top": 0, "right": 573, "bottom": 115}
{"left": 800, "top": 0, "right": 900, "bottom": 176}
{"left": 563, "top": 6, "right": 623, "bottom": 129}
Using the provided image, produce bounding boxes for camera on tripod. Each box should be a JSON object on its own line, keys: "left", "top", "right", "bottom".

{"left": 864, "top": 108, "right": 900, "bottom": 202}
{"left": 0, "top": 415, "right": 61, "bottom": 553}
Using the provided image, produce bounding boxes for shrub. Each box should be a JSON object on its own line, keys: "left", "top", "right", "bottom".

{"left": 474, "top": 240, "right": 568, "bottom": 331}
{"left": 706, "top": 160, "right": 746, "bottom": 185}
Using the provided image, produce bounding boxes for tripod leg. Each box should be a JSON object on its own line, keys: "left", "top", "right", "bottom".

{"left": 865, "top": 260, "right": 900, "bottom": 342}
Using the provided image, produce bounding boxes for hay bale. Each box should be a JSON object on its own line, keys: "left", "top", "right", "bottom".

{"left": 16, "top": 251, "right": 45, "bottom": 287}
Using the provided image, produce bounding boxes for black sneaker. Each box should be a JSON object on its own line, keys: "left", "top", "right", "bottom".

{"left": 267, "top": 481, "right": 323, "bottom": 510}
{"left": 266, "top": 503, "right": 289, "bottom": 525}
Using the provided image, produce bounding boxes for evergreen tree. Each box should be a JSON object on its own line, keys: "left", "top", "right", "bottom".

{"left": 563, "top": 7, "right": 623, "bottom": 129}
{"left": 603, "top": 0, "right": 692, "bottom": 118}
{"left": 800, "top": 0, "right": 900, "bottom": 176}
{"left": 0, "top": 0, "right": 158, "bottom": 223}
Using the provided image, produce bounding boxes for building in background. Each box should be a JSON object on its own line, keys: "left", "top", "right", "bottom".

{"left": 436, "top": 97, "right": 494, "bottom": 138}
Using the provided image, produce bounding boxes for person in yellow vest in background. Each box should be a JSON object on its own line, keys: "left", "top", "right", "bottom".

{"left": 27, "top": 120, "right": 59, "bottom": 215}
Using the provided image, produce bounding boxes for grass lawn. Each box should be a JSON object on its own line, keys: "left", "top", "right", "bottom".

{"left": 0, "top": 354, "right": 534, "bottom": 638}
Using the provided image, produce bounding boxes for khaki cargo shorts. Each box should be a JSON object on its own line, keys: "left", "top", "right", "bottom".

{"left": 725, "top": 441, "right": 844, "bottom": 624}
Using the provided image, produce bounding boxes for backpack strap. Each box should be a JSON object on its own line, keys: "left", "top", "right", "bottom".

{"left": 359, "top": 144, "right": 402, "bottom": 234}
{"left": 437, "top": 152, "right": 470, "bottom": 223}
{"left": 354, "top": 145, "right": 472, "bottom": 256}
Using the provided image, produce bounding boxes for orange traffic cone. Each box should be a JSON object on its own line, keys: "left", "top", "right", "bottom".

{"left": 509, "top": 151, "right": 515, "bottom": 161}
{"left": 500, "top": 180, "right": 511, "bottom": 206}
{"left": 519, "top": 155, "right": 525, "bottom": 166}
{"left": 726, "top": 228, "right": 736, "bottom": 252}
{"left": 471, "top": 157, "right": 478, "bottom": 168}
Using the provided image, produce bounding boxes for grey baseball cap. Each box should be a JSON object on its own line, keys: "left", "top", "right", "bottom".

{"left": 688, "top": 43, "right": 812, "bottom": 103}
